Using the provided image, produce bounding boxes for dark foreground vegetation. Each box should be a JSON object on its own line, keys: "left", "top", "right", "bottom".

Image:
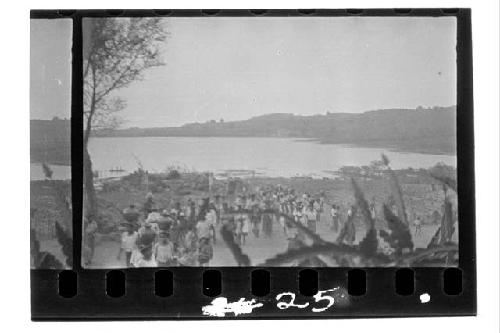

{"left": 30, "top": 179, "right": 72, "bottom": 269}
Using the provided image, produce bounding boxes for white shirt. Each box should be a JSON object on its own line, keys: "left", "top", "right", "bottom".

{"left": 136, "top": 257, "right": 157, "bottom": 267}
{"left": 196, "top": 220, "right": 211, "bottom": 239}
{"left": 206, "top": 209, "right": 217, "bottom": 226}
{"left": 304, "top": 209, "right": 316, "bottom": 221}
{"left": 155, "top": 242, "right": 174, "bottom": 262}
{"left": 121, "top": 231, "right": 138, "bottom": 252}
{"left": 146, "top": 212, "right": 162, "bottom": 222}
{"left": 241, "top": 215, "right": 250, "bottom": 233}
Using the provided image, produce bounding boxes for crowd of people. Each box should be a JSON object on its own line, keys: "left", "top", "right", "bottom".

{"left": 82, "top": 179, "right": 434, "bottom": 267}
{"left": 98, "top": 183, "right": 370, "bottom": 268}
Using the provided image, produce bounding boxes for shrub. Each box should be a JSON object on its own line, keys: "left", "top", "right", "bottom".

{"left": 166, "top": 169, "right": 181, "bottom": 180}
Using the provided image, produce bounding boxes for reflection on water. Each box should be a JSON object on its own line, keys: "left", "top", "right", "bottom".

{"left": 87, "top": 137, "right": 456, "bottom": 179}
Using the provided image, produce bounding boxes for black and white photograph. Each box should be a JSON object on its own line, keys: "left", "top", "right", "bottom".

{"left": 82, "top": 16, "right": 459, "bottom": 268}
{"left": 30, "top": 18, "right": 73, "bottom": 269}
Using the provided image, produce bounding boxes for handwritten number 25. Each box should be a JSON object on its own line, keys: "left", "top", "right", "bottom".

{"left": 276, "top": 288, "right": 339, "bottom": 313}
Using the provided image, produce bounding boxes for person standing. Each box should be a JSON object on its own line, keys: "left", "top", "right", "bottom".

{"left": 154, "top": 233, "right": 175, "bottom": 266}
{"left": 413, "top": 215, "right": 422, "bottom": 236}
{"left": 370, "top": 202, "right": 377, "bottom": 221}
{"left": 171, "top": 202, "right": 182, "bottom": 219}
{"left": 262, "top": 199, "right": 274, "bottom": 238}
{"left": 345, "top": 205, "right": 356, "bottom": 245}
{"left": 206, "top": 203, "right": 218, "bottom": 244}
{"left": 304, "top": 202, "right": 317, "bottom": 233}
{"left": 138, "top": 219, "right": 158, "bottom": 251}
{"left": 123, "top": 204, "right": 141, "bottom": 230}
{"left": 391, "top": 204, "right": 399, "bottom": 217}
{"left": 214, "top": 195, "right": 224, "bottom": 224}
{"left": 250, "top": 199, "right": 261, "bottom": 238}
{"left": 196, "top": 212, "right": 211, "bottom": 241}
{"left": 135, "top": 244, "right": 157, "bottom": 267}
{"left": 319, "top": 191, "right": 326, "bottom": 211}
{"left": 186, "top": 198, "right": 197, "bottom": 226}
{"left": 142, "top": 192, "right": 155, "bottom": 218}
{"left": 227, "top": 178, "right": 236, "bottom": 205}
{"left": 241, "top": 212, "right": 250, "bottom": 244}
{"left": 347, "top": 205, "right": 354, "bottom": 220}
{"left": 330, "top": 204, "right": 339, "bottom": 232}
{"left": 233, "top": 204, "right": 248, "bottom": 245}
{"left": 293, "top": 202, "right": 303, "bottom": 225}
{"left": 177, "top": 227, "right": 198, "bottom": 266}
{"left": 313, "top": 199, "right": 322, "bottom": 225}
{"left": 117, "top": 224, "right": 138, "bottom": 267}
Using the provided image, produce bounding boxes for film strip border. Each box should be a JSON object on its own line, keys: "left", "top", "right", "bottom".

{"left": 31, "top": 8, "right": 467, "bottom": 18}
{"left": 32, "top": 267, "right": 473, "bottom": 319}
{"left": 30, "top": 8, "right": 476, "bottom": 320}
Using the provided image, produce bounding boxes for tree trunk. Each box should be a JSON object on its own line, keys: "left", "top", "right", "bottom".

{"left": 84, "top": 69, "right": 97, "bottom": 221}
{"left": 83, "top": 145, "right": 98, "bottom": 220}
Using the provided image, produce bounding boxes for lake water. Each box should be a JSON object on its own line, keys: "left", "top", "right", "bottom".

{"left": 84, "top": 137, "right": 456, "bottom": 179}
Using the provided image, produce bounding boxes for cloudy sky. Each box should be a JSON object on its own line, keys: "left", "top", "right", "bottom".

{"left": 111, "top": 17, "right": 456, "bottom": 128}
{"left": 30, "top": 19, "right": 72, "bottom": 120}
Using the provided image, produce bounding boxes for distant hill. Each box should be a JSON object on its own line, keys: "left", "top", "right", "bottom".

{"left": 30, "top": 118, "right": 71, "bottom": 165}
{"left": 96, "top": 106, "right": 457, "bottom": 155}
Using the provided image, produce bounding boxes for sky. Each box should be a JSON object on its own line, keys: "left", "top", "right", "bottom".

{"left": 30, "top": 19, "right": 72, "bottom": 120}
{"left": 113, "top": 17, "right": 456, "bottom": 128}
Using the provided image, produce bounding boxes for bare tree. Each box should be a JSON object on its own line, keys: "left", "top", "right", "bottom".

{"left": 83, "top": 17, "right": 167, "bottom": 220}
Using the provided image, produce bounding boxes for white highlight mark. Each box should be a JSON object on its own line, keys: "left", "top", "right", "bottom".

{"left": 420, "top": 293, "right": 431, "bottom": 303}
{"left": 202, "top": 297, "right": 264, "bottom": 317}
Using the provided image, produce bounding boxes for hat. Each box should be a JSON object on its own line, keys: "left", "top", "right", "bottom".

{"left": 146, "top": 212, "right": 162, "bottom": 223}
